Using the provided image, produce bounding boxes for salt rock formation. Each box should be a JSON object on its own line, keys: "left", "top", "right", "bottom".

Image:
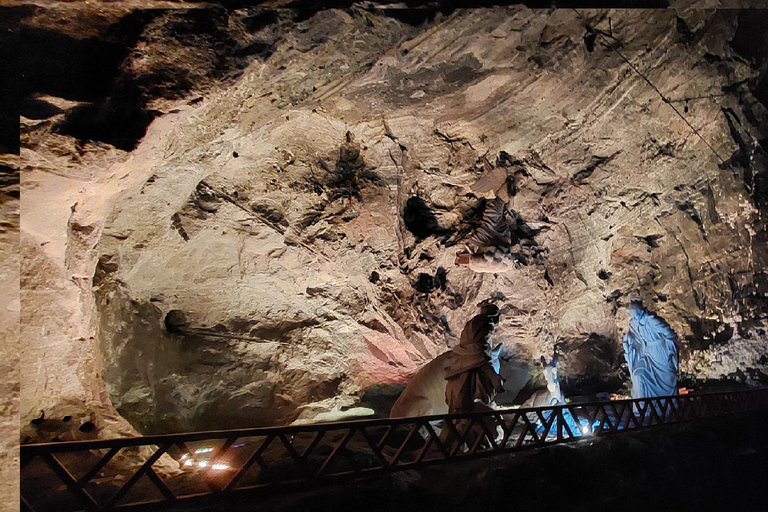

{"left": 19, "top": 5, "right": 768, "bottom": 435}
{"left": 0, "top": 156, "right": 20, "bottom": 508}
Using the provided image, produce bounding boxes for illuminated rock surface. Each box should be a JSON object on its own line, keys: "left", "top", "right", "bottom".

{"left": 18, "top": 5, "right": 768, "bottom": 436}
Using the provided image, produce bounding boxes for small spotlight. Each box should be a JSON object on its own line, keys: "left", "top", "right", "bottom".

{"left": 183, "top": 460, "right": 193, "bottom": 467}
{"left": 581, "top": 426, "right": 590, "bottom": 434}
{"left": 211, "top": 463, "right": 230, "bottom": 471}
{"left": 199, "top": 461, "right": 208, "bottom": 468}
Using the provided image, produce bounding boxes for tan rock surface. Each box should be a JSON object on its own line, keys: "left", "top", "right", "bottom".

{"left": 19, "top": 7, "right": 768, "bottom": 435}
{"left": 0, "top": 156, "right": 20, "bottom": 512}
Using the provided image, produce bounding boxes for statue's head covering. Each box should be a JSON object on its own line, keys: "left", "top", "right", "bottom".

{"left": 458, "top": 304, "right": 501, "bottom": 349}
{"left": 628, "top": 296, "right": 645, "bottom": 320}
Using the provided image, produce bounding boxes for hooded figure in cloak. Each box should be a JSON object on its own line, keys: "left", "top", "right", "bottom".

{"left": 444, "top": 303, "right": 505, "bottom": 414}
{"left": 622, "top": 298, "right": 679, "bottom": 399}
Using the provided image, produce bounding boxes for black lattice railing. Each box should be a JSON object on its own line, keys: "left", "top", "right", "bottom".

{"left": 21, "top": 388, "right": 768, "bottom": 512}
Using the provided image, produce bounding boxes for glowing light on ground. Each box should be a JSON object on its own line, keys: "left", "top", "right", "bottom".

{"left": 211, "top": 463, "right": 230, "bottom": 471}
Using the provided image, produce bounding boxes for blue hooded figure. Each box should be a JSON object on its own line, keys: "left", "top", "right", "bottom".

{"left": 623, "top": 298, "right": 679, "bottom": 399}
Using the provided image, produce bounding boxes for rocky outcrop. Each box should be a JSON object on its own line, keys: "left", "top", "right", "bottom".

{"left": 0, "top": 155, "right": 20, "bottom": 510}
{"left": 19, "top": 5, "right": 768, "bottom": 436}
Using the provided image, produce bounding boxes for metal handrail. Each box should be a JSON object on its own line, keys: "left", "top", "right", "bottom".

{"left": 20, "top": 388, "right": 768, "bottom": 512}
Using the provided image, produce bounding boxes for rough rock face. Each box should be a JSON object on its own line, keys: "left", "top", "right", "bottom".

{"left": 0, "top": 155, "right": 20, "bottom": 507}
{"left": 2, "top": 10, "right": 21, "bottom": 507}
{"left": 20, "top": 5, "right": 768, "bottom": 435}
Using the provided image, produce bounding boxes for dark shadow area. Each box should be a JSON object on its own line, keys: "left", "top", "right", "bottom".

{"left": 19, "top": 96, "right": 64, "bottom": 120}
{"left": 561, "top": 375, "right": 623, "bottom": 398}
{"left": 0, "top": 164, "right": 20, "bottom": 198}
{"left": 357, "top": 384, "right": 405, "bottom": 418}
{"left": 412, "top": 273, "right": 435, "bottom": 293}
{"left": 20, "top": 7, "right": 279, "bottom": 151}
{"left": 685, "top": 316, "right": 733, "bottom": 351}
{"left": 20, "top": 28, "right": 130, "bottom": 102}
{"left": 0, "top": 7, "right": 24, "bottom": 155}
{"left": 379, "top": 8, "right": 445, "bottom": 27}
{"left": 19, "top": 12, "right": 157, "bottom": 150}
{"left": 53, "top": 84, "right": 159, "bottom": 151}
{"left": 403, "top": 197, "right": 448, "bottom": 239}
{"left": 729, "top": 10, "right": 768, "bottom": 68}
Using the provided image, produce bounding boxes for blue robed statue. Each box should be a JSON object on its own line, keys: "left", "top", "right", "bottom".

{"left": 622, "top": 298, "right": 679, "bottom": 399}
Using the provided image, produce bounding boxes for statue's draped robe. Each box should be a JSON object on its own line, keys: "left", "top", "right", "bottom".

{"left": 467, "top": 197, "right": 514, "bottom": 249}
{"left": 623, "top": 306, "right": 679, "bottom": 399}
{"left": 529, "top": 356, "right": 589, "bottom": 436}
{"left": 461, "top": 197, "right": 517, "bottom": 273}
{"left": 542, "top": 357, "right": 565, "bottom": 404}
{"left": 445, "top": 313, "right": 504, "bottom": 413}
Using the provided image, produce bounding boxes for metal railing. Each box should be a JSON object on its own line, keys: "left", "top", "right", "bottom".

{"left": 20, "top": 388, "right": 768, "bottom": 512}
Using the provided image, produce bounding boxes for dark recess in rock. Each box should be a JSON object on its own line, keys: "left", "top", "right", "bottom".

{"left": 721, "top": 107, "right": 768, "bottom": 208}
{"left": 753, "top": 73, "right": 768, "bottom": 112}
{"left": 251, "top": 201, "right": 288, "bottom": 227}
{"left": 729, "top": 10, "right": 768, "bottom": 68}
{"left": 636, "top": 234, "right": 663, "bottom": 249}
{"left": 21, "top": 8, "right": 281, "bottom": 151}
{"left": 20, "top": 28, "right": 130, "bottom": 102}
{"left": 379, "top": 8, "right": 444, "bottom": 27}
{"left": 403, "top": 196, "right": 446, "bottom": 239}
{"left": 685, "top": 317, "right": 731, "bottom": 351}
{"left": 54, "top": 84, "right": 159, "bottom": 151}
{"left": 435, "top": 266, "right": 447, "bottom": 291}
{"left": 92, "top": 254, "right": 119, "bottom": 287}
{"left": 413, "top": 273, "right": 434, "bottom": 294}
{"left": 572, "top": 152, "right": 619, "bottom": 185}
{"left": 675, "top": 16, "right": 695, "bottom": 44}
{"left": 30, "top": 411, "right": 44, "bottom": 425}
{"left": 561, "top": 374, "right": 623, "bottom": 397}
{"left": 234, "top": 40, "right": 275, "bottom": 60}
{"left": 0, "top": 9, "right": 23, "bottom": 154}
{"left": 356, "top": 384, "right": 403, "bottom": 418}
{"left": 561, "top": 333, "right": 622, "bottom": 396}
{"left": 496, "top": 150, "right": 523, "bottom": 169}
{"left": 19, "top": 96, "right": 64, "bottom": 120}
{"left": 583, "top": 26, "right": 596, "bottom": 53}
{"left": 676, "top": 200, "right": 705, "bottom": 233}
{"left": 242, "top": 10, "right": 278, "bottom": 32}
{"left": 164, "top": 310, "right": 188, "bottom": 334}
{"left": 78, "top": 421, "right": 96, "bottom": 433}
{"left": 714, "top": 324, "right": 734, "bottom": 345}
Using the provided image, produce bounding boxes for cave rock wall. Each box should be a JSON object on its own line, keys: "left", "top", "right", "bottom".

{"left": 20, "top": 6, "right": 768, "bottom": 435}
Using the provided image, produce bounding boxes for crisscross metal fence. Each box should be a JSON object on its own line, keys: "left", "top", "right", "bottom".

{"left": 20, "top": 388, "right": 768, "bottom": 512}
